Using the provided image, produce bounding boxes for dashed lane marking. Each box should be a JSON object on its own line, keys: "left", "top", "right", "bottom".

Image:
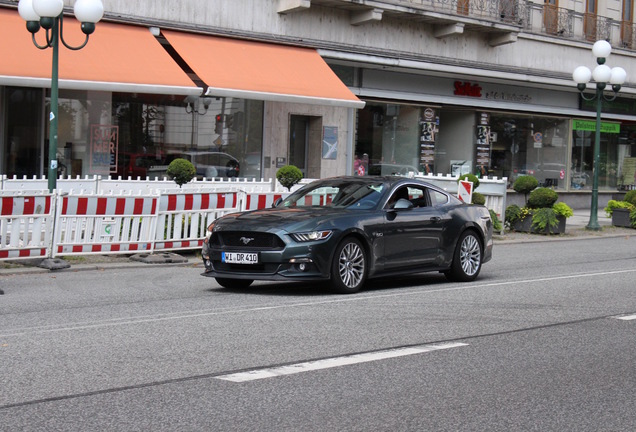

{"left": 216, "top": 342, "right": 469, "bottom": 382}
{"left": 612, "top": 314, "right": 636, "bottom": 321}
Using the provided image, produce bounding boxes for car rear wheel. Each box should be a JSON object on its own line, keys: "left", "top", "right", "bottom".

{"left": 330, "top": 237, "right": 367, "bottom": 294}
{"left": 445, "top": 230, "right": 482, "bottom": 282}
{"left": 215, "top": 278, "right": 254, "bottom": 289}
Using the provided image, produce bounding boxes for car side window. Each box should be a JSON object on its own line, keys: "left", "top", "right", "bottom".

{"left": 407, "top": 186, "right": 429, "bottom": 208}
{"left": 430, "top": 190, "right": 449, "bottom": 207}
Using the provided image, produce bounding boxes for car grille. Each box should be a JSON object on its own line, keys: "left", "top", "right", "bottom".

{"left": 210, "top": 231, "right": 285, "bottom": 250}
{"left": 213, "top": 262, "right": 280, "bottom": 274}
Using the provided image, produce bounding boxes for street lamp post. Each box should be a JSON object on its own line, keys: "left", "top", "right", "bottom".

{"left": 572, "top": 40, "right": 627, "bottom": 231}
{"left": 18, "top": 0, "right": 104, "bottom": 192}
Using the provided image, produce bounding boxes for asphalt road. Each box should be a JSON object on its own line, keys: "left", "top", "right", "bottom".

{"left": 1, "top": 236, "right": 635, "bottom": 431}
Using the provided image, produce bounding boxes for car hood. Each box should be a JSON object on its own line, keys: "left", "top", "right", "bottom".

{"left": 214, "top": 207, "right": 354, "bottom": 233}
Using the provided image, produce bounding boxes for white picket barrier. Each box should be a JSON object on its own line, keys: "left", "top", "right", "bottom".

{"left": 53, "top": 193, "right": 160, "bottom": 257}
{"left": 0, "top": 192, "right": 55, "bottom": 260}
{"left": 154, "top": 190, "right": 242, "bottom": 252}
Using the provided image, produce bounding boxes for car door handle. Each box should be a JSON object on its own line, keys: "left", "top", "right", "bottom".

{"left": 430, "top": 216, "right": 441, "bottom": 222}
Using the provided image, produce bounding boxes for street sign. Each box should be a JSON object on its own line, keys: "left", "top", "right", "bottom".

{"left": 458, "top": 180, "right": 473, "bottom": 203}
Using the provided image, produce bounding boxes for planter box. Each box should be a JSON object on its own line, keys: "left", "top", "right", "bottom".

{"left": 611, "top": 208, "right": 632, "bottom": 228}
{"left": 513, "top": 214, "right": 566, "bottom": 235}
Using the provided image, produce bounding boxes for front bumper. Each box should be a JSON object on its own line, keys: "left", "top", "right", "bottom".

{"left": 200, "top": 236, "right": 332, "bottom": 282}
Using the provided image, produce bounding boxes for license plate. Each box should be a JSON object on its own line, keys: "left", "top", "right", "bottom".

{"left": 222, "top": 252, "right": 258, "bottom": 264}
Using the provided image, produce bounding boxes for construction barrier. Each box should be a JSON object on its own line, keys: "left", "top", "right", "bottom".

{"left": 53, "top": 193, "right": 160, "bottom": 257}
{"left": 155, "top": 191, "right": 241, "bottom": 252}
{"left": 241, "top": 192, "right": 287, "bottom": 211}
{"left": 0, "top": 192, "right": 55, "bottom": 260}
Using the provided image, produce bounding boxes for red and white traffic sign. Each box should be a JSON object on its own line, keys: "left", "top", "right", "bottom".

{"left": 458, "top": 180, "right": 473, "bottom": 203}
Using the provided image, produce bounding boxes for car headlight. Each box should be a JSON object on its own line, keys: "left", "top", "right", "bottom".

{"left": 290, "top": 230, "right": 332, "bottom": 242}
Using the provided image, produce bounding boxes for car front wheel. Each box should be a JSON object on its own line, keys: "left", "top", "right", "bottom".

{"left": 445, "top": 230, "right": 482, "bottom": 282}
{"left": 330, "top": 237, "right": 367, "bottom": 294}
{"left": 215, "top": 278, "right": 254, "bottom": 289}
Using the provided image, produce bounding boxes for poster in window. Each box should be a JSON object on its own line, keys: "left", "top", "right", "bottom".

{"left": 476, "top": 119, "right": 491, "bottom": 177}
{"left": 322, "top": 126, "right": 338, "bottom": 159}
{"left": 90, "top": 125, "right": 119, "bottom": 174}
{"left": 420, "top": 107, "right": 439, "bottom": 174}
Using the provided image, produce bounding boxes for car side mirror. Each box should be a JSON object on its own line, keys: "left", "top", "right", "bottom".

{"left": 273, "top": 197, "right": 283, "bottom": 208}
{"left": 393, "top": 198, "right": 414, "bottom": 210}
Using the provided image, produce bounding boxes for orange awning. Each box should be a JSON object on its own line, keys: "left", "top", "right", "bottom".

{"left": 162, "top": 30, "right": 365, "bottom": 108}
{"left": 0, "top": 8, "right": 201, "bottom": 96}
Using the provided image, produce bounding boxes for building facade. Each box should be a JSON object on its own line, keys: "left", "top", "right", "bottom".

{"left": 1, "top": 0, "right": 636, "bottom": 205}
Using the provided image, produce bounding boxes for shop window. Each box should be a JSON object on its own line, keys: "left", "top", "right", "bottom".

{"left": 3, "top": 87, "right": 43, "bottom": 178}
{"left": 573, "top": 120, "right": 636, "bottom": 191}
{"left": 488, "top": 114, "right": 569, "bottom": 189}
{"left": 39, "top": 92, "right": 264, "bottom": 180}
{"left": 355, "top": 102, "right": 432, "bottom": 177}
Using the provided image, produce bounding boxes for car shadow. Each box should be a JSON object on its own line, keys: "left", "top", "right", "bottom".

{"left": 205, "top": 271, "right": 486, "bottom": 297}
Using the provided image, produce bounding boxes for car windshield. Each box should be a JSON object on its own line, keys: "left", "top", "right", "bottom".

{"left": 280, "top": 180, "right": 385, "bottom": 209}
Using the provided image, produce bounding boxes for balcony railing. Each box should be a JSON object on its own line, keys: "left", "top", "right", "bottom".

{"left": 313, "top": 0, "right": 636, "bottom": 50}
{"left": 408, "top": 0, "right": 528, "bottom": 25}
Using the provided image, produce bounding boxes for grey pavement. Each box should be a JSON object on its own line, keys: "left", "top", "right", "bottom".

{"left": 0, "top": 209, "right": 634, "bottom": 278}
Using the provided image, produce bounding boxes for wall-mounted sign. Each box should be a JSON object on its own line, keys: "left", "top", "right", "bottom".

{"left": 572, "top": 119, "right": 620, "bottom": 133}
{"left": 322, "top": 126, "right": 338, "bottom": 159}
{"left": 454, "top": 81, "right": 482, "bottom": 97}
{"left": 90, "top": 125, "right": 118, "bottom": 174}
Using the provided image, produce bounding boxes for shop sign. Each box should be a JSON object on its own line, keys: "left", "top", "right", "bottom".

{"left": 572, "top": 120, "right": 620, "bottom": 133}
{"left": 90, "top": 125, "right": 118, "bottom": 174}
{"left": 454, "top": 81, "right": 482, "bottom": 97}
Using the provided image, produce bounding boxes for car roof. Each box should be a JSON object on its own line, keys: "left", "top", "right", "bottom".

{"left": 312, "top": 175, "right": 447, "bottom": 192}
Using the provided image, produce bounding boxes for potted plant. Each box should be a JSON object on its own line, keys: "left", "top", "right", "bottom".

{"left": 276, "top": 165, "right": 303, "bottom": 191}
{"left": 604, "top": 190, "right": 636, "bottom": 228}
{"left": 166, "top": 158, "right": 196, "bottom": 188}
{"left": 505, "top": 176, "right": 573, "bottom": 235}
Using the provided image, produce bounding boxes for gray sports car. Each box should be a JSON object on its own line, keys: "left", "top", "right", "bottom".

{"left": 201, "top": 176, "right": 493, "bottom": 293}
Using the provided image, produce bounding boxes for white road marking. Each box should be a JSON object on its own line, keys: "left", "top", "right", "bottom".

{"left": 216, "top": 342, "right": 469, "bottom": 382}
{"left": 613, "top": 314, "right": 636, "bottom": 321}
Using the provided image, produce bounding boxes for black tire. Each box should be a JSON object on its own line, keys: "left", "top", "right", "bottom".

{"left": 330, "top": 237, "right": 367, "bottom": 294}
{"left": 215, "top": 278, "right": 253, "bottom": 289}
{"left": 445, "top": 230, "right": 483, "bottom": 282}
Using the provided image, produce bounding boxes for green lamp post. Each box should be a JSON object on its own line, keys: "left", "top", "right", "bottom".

{"left": 18, "top": 0, "right": 104, "bottom": 192}
{"left": 572, "top": 40, "right": 627, "bottom": 231}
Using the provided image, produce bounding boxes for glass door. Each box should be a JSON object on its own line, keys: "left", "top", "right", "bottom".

{"left": 3, "top": 87, "right": 44, "bottom": 178}
{"left": 289, "top": 115, "right": 308, "bottom": 175}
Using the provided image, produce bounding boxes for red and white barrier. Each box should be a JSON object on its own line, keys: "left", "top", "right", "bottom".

{"left": 242, "top": 192, "right": 288, "bottom": 211}
{"left": 154, "top": 191, "right": 241, "bottom": 252}
{"left": 53, "top": 194, "right": 160, "bottom": 256}
{"left": 0, "top": 193, "right": 55, "bottom": 260}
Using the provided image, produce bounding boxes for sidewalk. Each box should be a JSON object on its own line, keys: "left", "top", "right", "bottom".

{"left": 1, "top": 210, "right": 634, "bottom": 277}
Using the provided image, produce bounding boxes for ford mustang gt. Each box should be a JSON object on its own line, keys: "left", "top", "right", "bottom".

{"left": 201, "top": 176, "right": 493, "bottom": 293}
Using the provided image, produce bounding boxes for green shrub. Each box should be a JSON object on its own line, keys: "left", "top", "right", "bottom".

{"left": 489, "top": 209, "right": 502, "bottom": 232}
{"left": 630, "top": 208, "right": 636, "bottom": 229}
{"left": 505, "top": 204, "right": 522, "bottom": 228}
{"left": 471, "top": 191, "right": 486, "bottom": 205}
{"left": 624, "top": 190, "right": 636, "bottom": 206}
{"left": 166, "top": 158, "right": 196, "bottom": 187}
{"left": 276, "top": 165, "right": 303, "bottom": 191}
{"left": 458, "top": 173, "right": 480, "bottom": 190}
{"left": 527, "top": 187, "right": 559, "bottom": 209}
{"left": 512, "top": 175, "right": 539, "bottom": 196}
{"left": 604, "top": 199, "right": 635, "bottom": 216}
{"left": 553, "top": 202, "right": 573, "bottom": 218}
{"left": 531, "top": 207, "right": 559, "bottom": 232}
